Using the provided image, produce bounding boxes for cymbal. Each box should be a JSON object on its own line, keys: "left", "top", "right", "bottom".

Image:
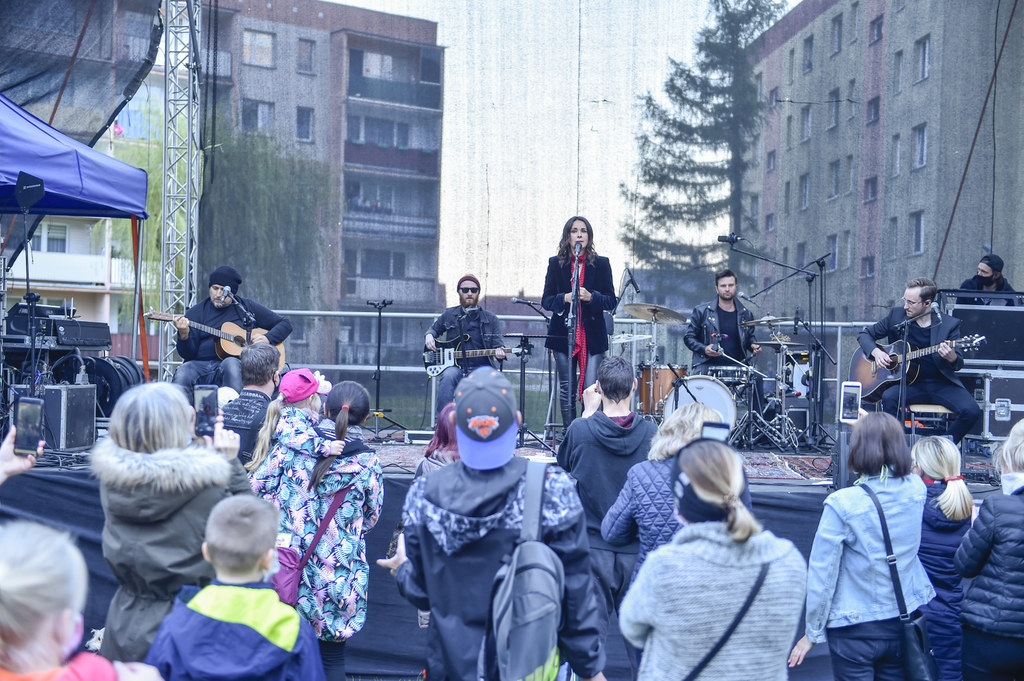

{"left": 758, "top": 340, "right": 807, "bottom": 350}
{"left": 741, "top": 315, "right": 795, "bottom": 327}
{"left": 610, "top": 333, "right": 652, "bottom": 345}
{"left": 623, "top": 302, "right": 688, "bottom": 325}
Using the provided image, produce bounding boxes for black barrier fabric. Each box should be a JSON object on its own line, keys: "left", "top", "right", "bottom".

{"left": 0, "top": 468, "right": 827, "bottom": 678}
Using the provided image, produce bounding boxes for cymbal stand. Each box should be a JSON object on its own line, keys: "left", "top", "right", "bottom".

{"left": 716, "top": 350, "right": 776, "bottom": 450}
{"left": 510, "top": 334, "right": 555, "bottom": 453}
{"left": 640, "top": 312, "right": 661, "bottom": 416}
{"left": 764, "top": 333, "right": 802, "bottom": 451}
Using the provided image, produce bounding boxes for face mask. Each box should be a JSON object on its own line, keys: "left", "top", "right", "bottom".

{"left": 1001, "top": 471, "right": 1024, "bottom": 495}
{"left": 978, "top": 275, "right": 995, "bottom": 286}
{"left": 263, "top": 552, "right": 281, "bottom": 581}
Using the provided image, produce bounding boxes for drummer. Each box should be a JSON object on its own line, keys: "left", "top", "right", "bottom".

{"left": 683, "top": 269, "right": 764, "bottom": 408}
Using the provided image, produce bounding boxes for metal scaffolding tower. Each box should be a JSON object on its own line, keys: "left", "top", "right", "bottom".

{"left": 158, "top": 0, "right": 202, "bottom": 379}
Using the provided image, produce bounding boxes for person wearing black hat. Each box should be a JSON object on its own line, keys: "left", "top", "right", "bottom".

{"left": 424, "top": 274, "right": 506, "bottom": 417}
{"left": 957, "top": 253, "right": 1015, "bottom": 306}
{"left": 171, "top": 265, "right": 292, "bottom": 393}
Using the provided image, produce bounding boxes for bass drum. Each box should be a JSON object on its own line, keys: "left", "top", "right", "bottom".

{"left": 662, "top": 375, "right": 737, "bottom": 427}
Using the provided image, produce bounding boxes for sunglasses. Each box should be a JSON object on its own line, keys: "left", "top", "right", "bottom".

{"left": 459, "top": 287, "right": 479, "bottom": 294}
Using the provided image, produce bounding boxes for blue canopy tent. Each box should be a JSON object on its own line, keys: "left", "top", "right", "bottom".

{"left": 0, "top": 92, "right": 149, "bottom": 218}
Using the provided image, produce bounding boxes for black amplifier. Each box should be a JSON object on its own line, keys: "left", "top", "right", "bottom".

{"left": 54, "top": 319, "right": 111, "bottom": 347}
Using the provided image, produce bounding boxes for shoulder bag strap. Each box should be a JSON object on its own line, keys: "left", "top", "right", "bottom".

{"left": 521, "top": 460, "right": 547, "bottom": 542}
{"left": 862, "top": 485, "right": 910, "bottom": 620}
{"left": 683, "top": 561, "right": 770, "bottom": 681}
{"left": 297, "top": 482, "right": 356, "bottom": 571}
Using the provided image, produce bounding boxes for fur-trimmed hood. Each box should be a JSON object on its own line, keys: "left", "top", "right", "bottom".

{"left": 91, "top": 437, "right": 233, "bottom": 523}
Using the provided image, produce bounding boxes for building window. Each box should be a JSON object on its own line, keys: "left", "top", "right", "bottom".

{"left": 749, "top": 194, "right": 759, "bottom": 219}
{"left": 797, "top": 242, "right": 807, "bottom": 267}
{"left": 420, "top": 48, "right": 442, "bottom": 84}
{"left": 913, "top": 123, "right": 927, "bottom": 167}
{"left": 766, "top": 150, "right": 776, "bottom": 171}
{"left": 242, "top": 30, "right": 274, "bottom": 67}
{"left": 786, "top": 115, "right": 793, "bottom": 149}
{"left": 38, "top": 224, "right": 68, "bottom": 253}
{"left": 803, "top": 35, "right": 814, "bottom": 73}
{"left": 894, "top": 50, "right": 904, "bottom": 92}
{"left": 911, "top": 211, "right": 925, "bottom": 254}
{"left": 799, "top": 173, "right": 810, "bottom": 210}
{"left": 915, "top": 35, "right": 930, "bottom": 81}
{"left": 346, "top": 115, "right": 361, "bottom": 141}
{"left": 392, "top": 252, "right": 407, "bottom": 278}
{"left": 889, "top": 217, "right": 899, "bottom": 258}
{"left": 296, "top": 107, "right": 313, "bottom": 141}
{"left": 846, "top": 154, "right": 855, "bottom": 193}
{"left": 892, "top": 134, "right": 901, "bottom": 176}
{"left": 828, "top": 88, "right": 840, "bottom": 128}
{"left": 297, "top": 39, "right": 315, "bottom": 73}
{"left": 831, "top": 14, "right": 843, "bottom": 54}
{"left": 784, "top": 181, "right": 791, "bottom": 215}
{"left": 847, "top": 79, "right": 857, "bottom": 119}
{"left": 752, "top": 135, "right": 761, "bottom": 166}
{"left": 801, "top": 105, "right": 812, "bottom": 141}
{"left": 363, "top": 51, "right": 394, "bottom": 80}
{"left": 362, "top": 249, "right": 391, "bottom": 278}
{"left": 826, "top": 234, "right": 838, "bottom": 271}
{"left": 241, "top": 99, "right": 273, "bottom": 132}
{"left": 864, "top": 176, "right": 878, "bottom": 202}
{"left": 365, "top": 117, "right": 393, "bottom": 146}
{"left": 396, "top": 122, "right": 410, "bottom": 148}
{"left": 829, "top": 160, "right": 841, "bottom": 198}
{"left": 851, "top": 2, "right": 860, "bottom": 41}
{"left": 866, "top": 96, "right": 880, "bottom": 124}
{"left": 861, "top": 255, "right": 875, "bottom": 278}
{"left": 842, "top": 230, "right": 852, "bottom": 268}
{"left": 765, "top": 213, "right": 776, "bottom": 232}
{"left": 769, "top": 87, "right": 779, "bottom": 108}
{"left": 869, "top": 15, "right": 883, "bottom": 44}
{"left": 788, "top": 48, "right": 795, "bottom": 84}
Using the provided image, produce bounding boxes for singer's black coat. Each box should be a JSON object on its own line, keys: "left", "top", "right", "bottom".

{"left": 857, "top": 305, "right": 966, "bottom": 388}
{"left": 541, "top": 255, "right": 615, "bottom": 355}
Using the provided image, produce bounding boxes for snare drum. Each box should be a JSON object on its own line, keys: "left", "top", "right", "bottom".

{"left": 637, "top": 364, "right": 686, "bottom": 414}
{"left": 662, "top": 375, "right": 737, "bottom": 427}
{"left": 708, "top": 365, "right": 750, "bottom": 388}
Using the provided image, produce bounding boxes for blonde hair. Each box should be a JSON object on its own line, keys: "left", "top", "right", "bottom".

{"left": 0, "top": 522, "right": 88, "bottom": 658}
{"left": 678, "top": 440, "right": 762, "bottom": 542}
{"left": 648, "top": 403, "right": 724, "bottom": 461}
{"left": 108, "top": 382, "right": 193, "bottom": 453}
{"left": 246, "top": 395, "right": 319, "bottom": 473}
{"left": 912, "top": 436, "right": 973, "bottom": 521}
{"left": 1000, "top": 419, "right": 1024, "bottom": 474}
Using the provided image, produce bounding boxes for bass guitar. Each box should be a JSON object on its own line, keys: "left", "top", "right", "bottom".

{"left": 849, "top": 334, "right": 985, "bottom": 403}
{"left": 146, "top": 310, "right": 287, "bottom": 369}
{"left": 423, "top": 335, "right": 521, "bottom": 377}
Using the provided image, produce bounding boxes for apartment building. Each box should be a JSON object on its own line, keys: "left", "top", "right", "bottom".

{"left": 744, "top": 0, "right": 1023, "bottom": 321}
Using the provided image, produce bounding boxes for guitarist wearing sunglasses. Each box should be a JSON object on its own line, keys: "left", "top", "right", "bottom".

{"left": 856, "top": 276, "right": 980, "bottom": 443}
{"left": 424, "top": 274, "right": 506, "bottom": 416}
{"left": 170, "top": 265, "right": 292, "bottom": 394}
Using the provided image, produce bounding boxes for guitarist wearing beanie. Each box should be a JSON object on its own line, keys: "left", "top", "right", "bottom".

{"left": 169, "top": 265, "right": 292, "bottom": 393}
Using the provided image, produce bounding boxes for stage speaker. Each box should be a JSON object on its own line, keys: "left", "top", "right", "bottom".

{"left": 14, "top": 384, "right": 95, "bottom": 451}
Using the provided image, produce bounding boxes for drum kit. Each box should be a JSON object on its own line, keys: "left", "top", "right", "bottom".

{"left": 621, "top": 304, "right": 807, "bottom": 451}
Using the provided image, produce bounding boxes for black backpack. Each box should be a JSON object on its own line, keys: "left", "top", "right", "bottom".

{"left": 478, "top": 460, "right": 565, "bottom": 681}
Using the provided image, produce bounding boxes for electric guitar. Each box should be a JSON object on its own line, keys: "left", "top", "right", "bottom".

{"left": 849, "top": 334, "right": 985, "bottom": 403}
{"left": 146, "top": 310, "right": 287, "bottom": 369}
{"left": 423, "top": 335, "right": 521, "bottom": 377}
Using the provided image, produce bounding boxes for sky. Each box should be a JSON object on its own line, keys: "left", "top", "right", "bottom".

{"left": 332, "top": 0, "right": 797, "bottom": 304}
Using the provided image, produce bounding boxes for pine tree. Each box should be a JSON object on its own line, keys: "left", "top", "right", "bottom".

{"left": 622, "top": 0, "right": 785, "bottom": 273}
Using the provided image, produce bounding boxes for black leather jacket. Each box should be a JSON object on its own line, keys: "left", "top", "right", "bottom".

{"left": 683, "top": 299, "right": 758, "bottom": 370}
{"left": 426, "top": 305, "right": 504, "bottom": 364}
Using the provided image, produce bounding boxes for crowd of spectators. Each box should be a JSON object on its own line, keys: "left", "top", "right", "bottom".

{"left": 2, "top": 352, "right": 1023, "bottom": 681}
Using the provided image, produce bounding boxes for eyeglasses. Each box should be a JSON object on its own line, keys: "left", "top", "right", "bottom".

{"left": 459, "top": 287, "right": 479, "bottom": 294}
{"left": 899, "top": 297, "right": 925, "bottom": 306}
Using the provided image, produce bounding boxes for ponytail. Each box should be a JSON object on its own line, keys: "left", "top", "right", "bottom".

{"left": 912, "top": 436, "right": 973, "bottom": 521}
{"left": 246, "top": 398, "right": 283, "bottom": 473}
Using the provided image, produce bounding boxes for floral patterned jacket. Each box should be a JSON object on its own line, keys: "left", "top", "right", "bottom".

{"left": 250, "top": 408, "right": 384, "bottom": 641}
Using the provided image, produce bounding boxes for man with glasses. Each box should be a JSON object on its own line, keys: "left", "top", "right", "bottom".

{"left": 857, "top": 276, "right": 979, "bottom": 442}
{"left": 425, "top": 274, "right": 506, "bottom": 416}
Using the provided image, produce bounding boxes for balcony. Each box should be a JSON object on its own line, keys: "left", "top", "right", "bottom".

{"left": 343, "top": 276, "right": 440, "bottom": 306}
{"left": 343, "top": 212, "right": 437, "bottom": 240}
{"left": 8, "top": 252, "right": 108, "bottom": 287}
{"left": 345, "top": 141, "right": 438, "bottom": 175}
{"left": 348, "top": 74, "right": 441, "bottom": 109}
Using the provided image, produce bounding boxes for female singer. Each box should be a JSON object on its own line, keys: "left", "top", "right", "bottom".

{"left": 542, "top": 215, "right": 616, "bottom": 427}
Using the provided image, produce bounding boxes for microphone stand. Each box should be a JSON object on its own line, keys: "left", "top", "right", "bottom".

{"left": 566, "top": 249, "right": 583, "bottom": 422}
{"left": 228, "top": 290, "right": 257, "bottom": 343}
{"left": 366, "top": 299, "right": 408, "bottom": 439}
{"left": 893, "top": 304, "right": 931, "bottom": 428}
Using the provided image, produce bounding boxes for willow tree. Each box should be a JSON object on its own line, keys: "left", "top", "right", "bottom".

{"left": 622, "top": 0, "right": 785, "bottom": 272}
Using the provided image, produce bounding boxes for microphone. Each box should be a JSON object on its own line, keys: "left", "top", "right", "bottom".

{"left": 511, "top": 297, "right": 539, "bottom": 306}
{"left": 930, "top": 302, "right": 941, "bottom": 322}
{"left": 626, "top": 267, "right": 641, "bottom": 294}
{"left": 574, "top": 241, "right": 582, "bottom": 256}
{"left": 223, "top": 285, "right": 234, "bottom": 300}
{"left": 717, "top": 234, "right": 742, "bottom": 244}
{"left": 738, "top": 292, "right": 758, "bottom": 306}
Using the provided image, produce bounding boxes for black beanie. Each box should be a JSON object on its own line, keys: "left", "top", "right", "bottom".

{"left": 209, "top": 265, "right": 242, "bottom": 291}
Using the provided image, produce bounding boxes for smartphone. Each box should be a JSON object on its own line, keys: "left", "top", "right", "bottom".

{"left": 839, "top": 381, "right": 862, "bottom": 425}
{"left": 701, "top": 422, "right": 731, "bottom": 442}
{"left": 193, "top": 385, "right": 218, "bottom": 438}
{"left": 14, "top": 397, "right": 45, "bottom": 456}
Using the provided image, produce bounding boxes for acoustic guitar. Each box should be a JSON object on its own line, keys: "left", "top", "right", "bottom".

{"left": 423, "top": 335, "right": 520, "bottom": 377}
{"left": 146, "top": 310, "right": 286, "bottom": 369}
{"left": 848, "top": 334, "right": 985, "bottom": 403}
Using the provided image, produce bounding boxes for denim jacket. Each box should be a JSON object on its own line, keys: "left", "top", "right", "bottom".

{"left": 805, "top": 473, "right": 935, "bottom": 642}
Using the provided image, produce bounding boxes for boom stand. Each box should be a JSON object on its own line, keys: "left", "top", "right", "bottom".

{"left": 366, "top": 299, "right": 408, "bottom": 440}
{"left": 14, "top": 172, "right": 46, "bottom": 397}
{"left": 509, "top": 334, "right": 556, "bottom": 454}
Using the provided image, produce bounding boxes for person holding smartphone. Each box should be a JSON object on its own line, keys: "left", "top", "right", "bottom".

{"left": 0, "top": 425, "right": 44, "bottom": 487}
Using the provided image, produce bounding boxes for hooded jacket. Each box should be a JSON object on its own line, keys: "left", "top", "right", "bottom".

{"left": 957, "top": 275, "right": 1015, "bottom": 306}
{"left": 145, "top": 581, "right": 325, "bottom": 681}
{"left": 90, "top": 438, "right": 252, "bottom": 662}
{"left": 395, "top": 457, "right": 605, "bottom": 680}
{"left": 557, "top": 412, "right": 657, "bottom": 552}
{"left": 0, "top": 653, "right": 118, "bottom": 681}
